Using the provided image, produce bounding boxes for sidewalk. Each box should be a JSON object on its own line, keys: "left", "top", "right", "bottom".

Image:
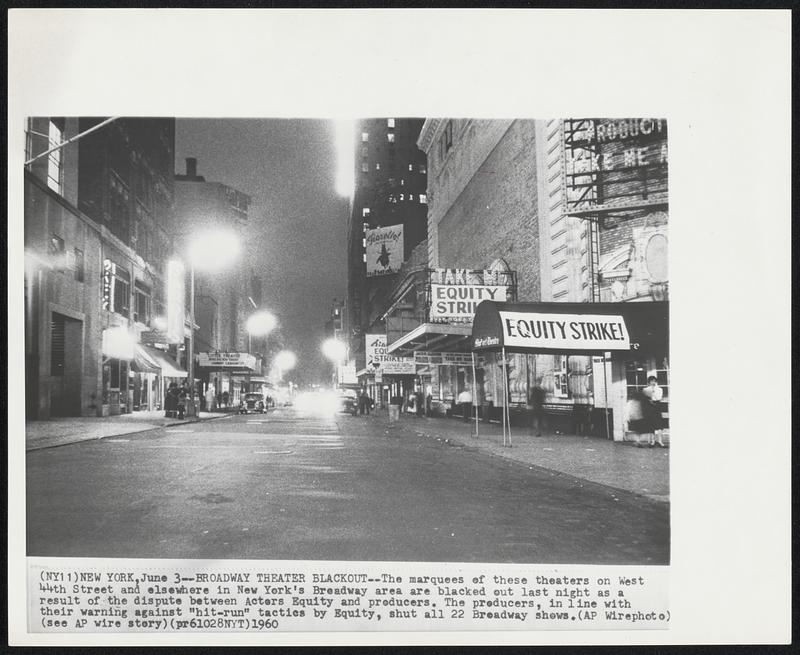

{"left": 25, "top": 409, "right": 227, "bottom": 452}
{"left": 380, "top": 413, "right": 670, "bottom": 503}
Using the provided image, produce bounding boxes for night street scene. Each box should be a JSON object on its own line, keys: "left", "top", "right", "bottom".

{"left": 24, "top": 117, "right": 670, "bottom": 565}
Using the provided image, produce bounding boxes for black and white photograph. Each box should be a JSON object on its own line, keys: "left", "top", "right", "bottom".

{"left": 8, "top": 8, "right": 791, "bottom": 648}
{"left": 23, "top": 116, "right": 671, "bottom": 566}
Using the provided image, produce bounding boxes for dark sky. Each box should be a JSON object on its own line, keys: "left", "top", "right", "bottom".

{"left": 175, "top": 119, "right": 349, "bottom": 385}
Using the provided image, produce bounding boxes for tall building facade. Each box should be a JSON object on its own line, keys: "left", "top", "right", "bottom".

{"left": 173, "top": 157, "right": 258, "bottom": 405}
{"left": 344, "top": 118, "right": 428, "bottom": 374}
{"left": 383, "top": 118, "right": 669, "bottom": 441}
{"left": 24, "top": 117, "right": 183, "bottom": 419}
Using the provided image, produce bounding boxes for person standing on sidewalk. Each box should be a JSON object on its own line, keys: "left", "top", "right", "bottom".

{"left": 457, "top": 388, "right": 472, "bottom": 422}
{"left": 528, "top": 384, "right": 546, "bottom": 436}
{"left": 642, "top": 376, "right": 667, "bottom": 447}
{"left": 205, "top": 385, "right": 216, "bottom": 411}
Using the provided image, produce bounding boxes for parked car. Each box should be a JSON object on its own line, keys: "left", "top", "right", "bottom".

{"left": 338, "top": 390, "right": 359, "bottom": 416}
{"left": 239, "top": 392, "right": 267, "bottom": 414}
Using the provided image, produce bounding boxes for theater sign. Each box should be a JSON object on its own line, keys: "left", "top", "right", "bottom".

{"left": 428, "top": 268, "right": 514, "bottom": 324}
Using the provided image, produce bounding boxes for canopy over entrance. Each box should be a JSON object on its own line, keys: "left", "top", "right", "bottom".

{"left": 471, "top": 301, "right": 668, "bottom": 354}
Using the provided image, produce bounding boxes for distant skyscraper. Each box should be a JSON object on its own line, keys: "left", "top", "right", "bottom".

{"left": 345, "top": 118, "right": 427, "bottom": 369}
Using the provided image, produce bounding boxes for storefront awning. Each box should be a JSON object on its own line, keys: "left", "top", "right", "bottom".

{"left": 140, "top": 344, "right": 188, "bottom": 378}
{"left": 131, "top": 344, "right": 161, "bottom": 373}
{"left": 386, "top": 323, "right": 472, "bottom": 355}
{"left": 471, "top": 300, "right": 668, "bottom": 355}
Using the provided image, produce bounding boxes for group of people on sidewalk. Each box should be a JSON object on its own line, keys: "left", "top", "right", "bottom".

{"left": 164, "top": 382, "right": 190, "bottom": 419}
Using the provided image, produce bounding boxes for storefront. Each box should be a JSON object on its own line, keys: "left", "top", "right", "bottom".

{"left": 470, "top": 299, "right": 669, "bottom": 442}
{"left": 197, "top": 351, "right": 260, "bottom": 408}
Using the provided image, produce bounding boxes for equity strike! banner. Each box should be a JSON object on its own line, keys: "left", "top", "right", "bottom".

{"left": 365, "top": 225, "right": 403, "bottom": 277}
{"left": 498, "top": 311, "right": 630, "bottom": 351}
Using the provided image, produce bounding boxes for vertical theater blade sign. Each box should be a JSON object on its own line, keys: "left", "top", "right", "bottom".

{"left": 366, "top": 225, "right": 404, "bottom": 277}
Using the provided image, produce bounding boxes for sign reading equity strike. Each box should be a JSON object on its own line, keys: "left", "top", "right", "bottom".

{"left": 366, "top": 225, "right": 404, "bottom": 277}
{"left": 428, "top": 268, "right": 513, "bottom": 324}
{"left": 366, "top": 334, "right": 415, "bottom": 375}
{"left": 430, "top": 284, "right": 509, "bottom": 320}
{"left": 497, "top": 311, "right": 631, "bottom": 351}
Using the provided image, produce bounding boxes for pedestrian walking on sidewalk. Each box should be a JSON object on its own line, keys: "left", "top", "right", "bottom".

{"left": 642, "top": 376, "right": 667, "bottom": 447}
{"left": 457, "top": 388, "right": 472, "bottom": 422}
{"left": 177, "top": 384, "right": 188, "bottom": 420}
{"left": 165, "top": 382, "right": 179, "bottom": 418}
{"left": 626, "top": 390, "right": 649, "bottom": 447}
{"left": 528, "top": 384, "right": 546, "bottom": 436}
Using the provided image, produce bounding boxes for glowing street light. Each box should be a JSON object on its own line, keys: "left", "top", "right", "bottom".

{"left": 246, "top": 310, "right": 277, "bottom": 354}
{"left": 322, "top": 338, "right": 347, "bottom": 363}
{"left": 185, "top": 229, "right": 241, "bottom": 416}
{"left": 334, "top": 120, "right": 355, "bottom": 198}
{"left": 274, "top": 350, "right": 297, "bottom": 372}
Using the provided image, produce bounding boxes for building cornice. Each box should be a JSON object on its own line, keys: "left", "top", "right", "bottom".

{"left": 417, "top": 119, "right": 443, "bottom": 153}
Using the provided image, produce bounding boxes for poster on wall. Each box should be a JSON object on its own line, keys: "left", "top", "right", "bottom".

{"left": 365, "top": 224, "right": 404, "bottom": 277}
{"left": 366, "top": 333, "right": 415, "bottom": 375}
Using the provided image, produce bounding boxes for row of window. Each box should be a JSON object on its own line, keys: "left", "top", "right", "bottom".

{"left": 48, "top": 234, "right": 85, "bottom": 283}
{"left": 360, "top": 161, "right": 427, "bottom": 175}
{"left": 103, "top": 259, "right": 154, "bottom": 326}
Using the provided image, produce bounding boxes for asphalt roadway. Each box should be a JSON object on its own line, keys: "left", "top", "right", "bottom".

{"left": 26, "top": 406, "right": 669, "bottom": 564}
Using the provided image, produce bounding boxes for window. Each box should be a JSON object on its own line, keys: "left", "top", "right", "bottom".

{"left": 409, "top": 194, "right": 414, "bottom": 201}
{"left": 408, "top": 164, "right": 414, "bottom": 171}
{"left": 554, "top": 355, "right": 569, "bottom": 398}
{"left": 361, "top": 162, "right": 369, "bottom": 173}
{"left": 419, "top": 194, "right": 427, "bottom": 204}
{"left": 387, "top": 118, "right": 395, "bottom": 128}
{"left": 387, "top": 133, "right": 395, "bottom": 143}
{"left": 438, "top": 120, "right": 454, "bottom": 162}
{"left": 109, "top": 172, "right": 130, "bottom": 235}
{"left": 134, "top": 281, "right": 152, "bottom": 326}
{"left": 361, "top": 132, "right": 369, "bottom": 142}
{"left": 362, "top": 253, "right": 367, "bottom": 263}
{"left": 49, "top": 234, "right": 65, "bottom": 257}
{"left": 399, "top": 194, "right": 404, "bottom": 201}
{"left": 420, "top": 163, "right": 427, "bottom": 175}
{"left": 47, "top": 119, "right": 64, "bottom": 193}
{"left": 375, "top": 163, "right": 380, "bottom": 170}
{"left": 73, "top": 248, "right": 84, "bottom": 282}
{"left": 361, "top": 147, "right": 368, "bottom": 157}
{"left": 362, "top": 208, "right": 370, "bottom": 217}
{"left": 50, "top": 313, "right": 65, "bottom": 376}
{"left": 388, "top": 178, "right": 396, "bottom": 187}
{"left": 400, "top": 179, "right": 404, "bottom": 186}
{"left": 112, "top": 265, "right": 131, "bottom": 317}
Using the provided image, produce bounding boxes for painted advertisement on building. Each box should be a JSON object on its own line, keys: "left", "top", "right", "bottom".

{"left": 366, "top": 333, "right": 415, "bottom": 375}
{"left": 365, "top": 224, "right": 404, "bottom": 277}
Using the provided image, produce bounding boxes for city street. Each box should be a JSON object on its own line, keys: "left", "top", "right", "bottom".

{"left": 27, "top": 406, "right": 669, "bottom": 565}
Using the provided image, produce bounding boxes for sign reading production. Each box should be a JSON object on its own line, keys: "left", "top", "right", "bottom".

{"left": 366, "top": 334, "right": 415, "bottom": 375}
{"left": 198, "top": 351, "right": 257, "bottom": 370}
{"left": 497, "top": 311, "right": 631, "bottom": 351}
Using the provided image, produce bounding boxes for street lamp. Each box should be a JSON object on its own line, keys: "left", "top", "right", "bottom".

{"left": 274, "top": 350, "right": 297, "bottom": 374}
{"left": 246, "top": 310, "right": 277, "bottom": 353}
{"left": 186, "top": 229, "right": 240, "bottom": 416}
{"left": 321, "top": 338, "right": 347, "bottom": 387}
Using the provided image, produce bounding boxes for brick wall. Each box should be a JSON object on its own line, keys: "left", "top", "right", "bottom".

{"left": 436, "top": 120, "right": 541, "bottom": 301}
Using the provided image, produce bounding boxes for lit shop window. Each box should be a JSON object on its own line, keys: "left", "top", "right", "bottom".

{"left": 387, "top": 133, "right": 395, "bottom": 143}
{"left": 419, "top": 194, "right": 428, "bottom": 204}
{"left": 47, "top": 119, "right": 64, "bottom": 193}
{"left": 361, "top": 132, "right": 369, "bottom": 142}
{"left": 362, "top": 208, "right": 370, "bottom": 217}
{"left": 387, "top": 118, "right": 395, "bottom": 128}
{"left": 361, "top": 162, "right": 369, "bottom": 173}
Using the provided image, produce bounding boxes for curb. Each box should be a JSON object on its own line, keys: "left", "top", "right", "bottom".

{"left": 412, "top": 429, "right": 670, "bottom": 505}
{"left": 25, "top": 413, "right": 230, "bottom": 453}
